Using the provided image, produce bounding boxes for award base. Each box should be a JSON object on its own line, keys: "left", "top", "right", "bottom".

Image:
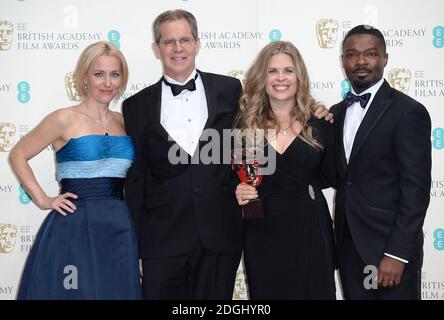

{"left": 242, "top": 198, "right": 264, "bottom": 219}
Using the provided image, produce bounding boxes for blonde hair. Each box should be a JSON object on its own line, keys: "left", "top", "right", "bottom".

{"left": 74, "top": 41, "right": 129, "bottom": 99}
{"left": 235, "top": 41, "right": 322, "bottom": 149}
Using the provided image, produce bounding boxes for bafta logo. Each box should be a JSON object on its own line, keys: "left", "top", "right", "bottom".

{"left": 233, "top": 269, "right": 248, "bottom": 300}
{"left": 0, "top": 223, "right": 17, "bottom": 253}
{"left": 65, "top": 72, "right": 82, "bottom": 101}
{"left": 0, "top": 20, "right": 13, "bottom": 51}
{"left": 316, "top": 19, "right": 339, "bottom": 49}
{"left": 0, "top": 122, "right": 16, "bottom": 152}
{"left": 388, "top": 68, "right": 412, "bottom": 94}
{"left": 228, "top": 70, "right": 246, "bottom": 86}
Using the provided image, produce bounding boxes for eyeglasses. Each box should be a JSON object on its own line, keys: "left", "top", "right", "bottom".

{"left": 159, "top": 37, "right": 195, "bottom": 48}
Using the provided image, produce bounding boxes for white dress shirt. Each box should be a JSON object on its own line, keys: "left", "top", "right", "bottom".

{"left": 343, "top": 77, "right": 408, "bottom": 264}
{"left": 343, "top": 77, "right": 384, "bottom": 163}
{"left": 160, "top": 70, "right": 208, "bottom": 156}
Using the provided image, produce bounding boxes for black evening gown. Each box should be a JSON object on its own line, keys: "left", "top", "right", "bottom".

{"left": 243, "top": 118, "right": 336, "bottom": 300}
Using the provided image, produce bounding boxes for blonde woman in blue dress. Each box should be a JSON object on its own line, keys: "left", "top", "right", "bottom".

{"left": 9, "top": 41, "right": 142, "bottom": 299}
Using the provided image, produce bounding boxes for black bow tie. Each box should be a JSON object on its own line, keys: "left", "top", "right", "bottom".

{"left": 344, "top": 91, "right": 371, "bottom": 109}
{"left": 163, "top": 73, "right": 198, "bottom": 96}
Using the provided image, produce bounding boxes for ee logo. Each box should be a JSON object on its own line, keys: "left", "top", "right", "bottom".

{"left": 434, "top": 228, "right": 444, "bottom": 251}
{"left": 19, "top": 184, "right": 32, "bottom": 204}
{"left": 269, "top": 29, "right": 282, "bottom": 42}
{"left": 432, "top": 26, "right": 444, "bottom": 48}
{"left": 108, "top": 30, "right": 121, "bottom": 49}
{"left": 341, "top": 79, "right": 351, "bottom": 99}
{"left": 432, "top": 128, "right": 444, "bottom": 150}
{"left": 17, "top": 81, "right": 30, "bottom": 104}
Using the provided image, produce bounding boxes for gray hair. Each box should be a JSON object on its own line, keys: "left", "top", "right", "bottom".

{"left": 152, "top": 9, "right": 198, "bottom": 43}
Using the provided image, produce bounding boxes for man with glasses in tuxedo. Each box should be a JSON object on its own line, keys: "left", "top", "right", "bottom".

{"left": 123, "top": 9, "right": 244, "bottom": 300}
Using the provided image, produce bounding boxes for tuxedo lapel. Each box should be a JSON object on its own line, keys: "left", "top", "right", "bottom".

{"left": 150, "top": 71, "right": 218, "bottom": 158}
{"left": 349, "top": 80, "right": 393, "bottom": 163}
{"left": 336, "top": 102, "right": 348, "bottom": 172}
{"left": 148, "top": 78, "right": 170, "bottom": 141}
{"left": 198, "top": 70, "right": 218, "bottom": 130}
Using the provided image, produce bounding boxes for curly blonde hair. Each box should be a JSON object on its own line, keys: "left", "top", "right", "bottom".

{"left": 235, "top": 41, "right": 322, "bottom": 149}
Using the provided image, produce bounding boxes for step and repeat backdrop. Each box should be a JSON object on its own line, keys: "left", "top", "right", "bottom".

{"left": 1, "top": 0, "right": 443, "bottom": 300}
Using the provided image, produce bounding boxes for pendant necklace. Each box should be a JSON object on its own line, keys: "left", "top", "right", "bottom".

{"left": 276, "top": 116, "right": 291, "bottom": 137}
{"left": 280, "top": 125, "right": 291, "bottom": 136}
{"left": 83, "top": 102, "right": 111, "bottom": 136}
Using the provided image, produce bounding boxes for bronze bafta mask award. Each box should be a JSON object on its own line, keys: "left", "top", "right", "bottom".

{"left": 232, "top": 147, "right": 264, "bottom": 219}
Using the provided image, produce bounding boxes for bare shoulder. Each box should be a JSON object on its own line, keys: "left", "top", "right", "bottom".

{"left": 15, "top": 105, "right": 81, "bottom": 151}
{"left": 112, "top": 111, "right": 124, "bottom": 126}
{"left": 42, "top": 105, "right": 79, "bottom": 127}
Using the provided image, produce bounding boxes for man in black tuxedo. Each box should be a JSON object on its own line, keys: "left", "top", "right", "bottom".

{"left": 330, "top": 25, "right": 431, "bottom": 299}
{"left": 122, "top": 9, "right": 243, "bottom": 299}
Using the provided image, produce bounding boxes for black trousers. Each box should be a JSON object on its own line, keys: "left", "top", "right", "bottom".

{"left": 338, "top": 224, "right": 423, "bottom": 300}
{"left": 141, "top": 242, "right": 241, "bottom": 300}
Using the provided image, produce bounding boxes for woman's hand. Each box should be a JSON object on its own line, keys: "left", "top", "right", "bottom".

{"left": 235, "top": 183, "right": 258, "bottom": 206}
{"left": 39, "top": 192, "right": 78, "bottom": 216}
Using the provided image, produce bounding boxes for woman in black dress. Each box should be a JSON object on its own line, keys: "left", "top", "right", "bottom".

{"left": 235, "top": 41, "right": 336, "bottom": 299}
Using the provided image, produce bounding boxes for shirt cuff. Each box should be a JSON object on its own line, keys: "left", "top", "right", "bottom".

{"left": 384, "top": 252, "right": 409, "bottom": 264}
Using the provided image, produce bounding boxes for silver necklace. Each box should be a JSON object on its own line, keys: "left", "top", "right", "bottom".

{"left": 83, "top": 102, "right": 110, "bottom": 136}
{"left": 276, "top": 116, "right": 291, "bottom": 136}
{"left": 281, "top": 127, "right": 290, "bottom": 136}
{"left": 280, "top": 125, "right": 291, "bottom": 136}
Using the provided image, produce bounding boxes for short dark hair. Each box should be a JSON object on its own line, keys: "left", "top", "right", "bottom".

{"left": 342, "top": 24, "right": 386, "bottom": 53}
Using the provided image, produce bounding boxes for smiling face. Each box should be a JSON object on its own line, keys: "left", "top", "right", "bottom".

{"left": 342, "top": 34, "right": 388, "bottom": 93}
{"left": 265, "top": 53, "right": 298, "bottom": 107}
{"left": 83, "top": 55, "right": 122, "bottom": 105}
{"left": 153, "top": 18, "right": 200, "bottom": 83}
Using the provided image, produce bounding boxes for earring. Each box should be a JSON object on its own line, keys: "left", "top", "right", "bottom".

{"left": 84, "top": 83, "right": 88, "bottom": 92}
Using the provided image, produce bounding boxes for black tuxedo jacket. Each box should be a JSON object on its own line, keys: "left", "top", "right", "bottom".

{"left": 330, "top": 80, "right": 431, "bottom": 266}
{"left": 122, "top": 70, "right": 243, "bottom": 259}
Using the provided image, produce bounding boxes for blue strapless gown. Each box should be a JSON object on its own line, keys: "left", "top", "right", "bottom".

{"left": 17, "top": 135, "right": 142, "bottom": 300}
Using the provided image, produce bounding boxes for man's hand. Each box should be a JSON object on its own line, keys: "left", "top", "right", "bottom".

{"left": 377, "top": 256, "right": 405, "bottom": 288}
{"left": 313, "top": 102, "right": 334, "bottom": 123}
